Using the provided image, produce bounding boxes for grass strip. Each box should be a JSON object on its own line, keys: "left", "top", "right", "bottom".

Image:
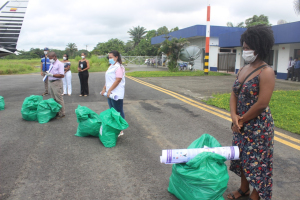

{"left": 0, "top": 57, "right": 110, "bottom": 75}
{"left": 203, "top": 90, "right": 300, "bottom": 134}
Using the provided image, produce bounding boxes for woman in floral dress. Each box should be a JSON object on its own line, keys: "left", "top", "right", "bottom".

{"left": 227, "top": 25, "right": 275, "bottom": 200}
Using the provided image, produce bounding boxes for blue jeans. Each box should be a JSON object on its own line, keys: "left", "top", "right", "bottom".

{"left": 107, "top": 98, "right": 125, "bottom": 119}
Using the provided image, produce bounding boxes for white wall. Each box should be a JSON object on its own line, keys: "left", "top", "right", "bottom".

{"left": 277, "top": 44, "right": 291, "bottom": 74}
{"left": 187, "top": 37, "right": 219, "bottom": 70}
{"left": 209, "top": 46, "right": 219, "bottom": 70}
{"left": 210, "top": 37, "right": 219, "bottom": 46}
{"left": 272, "top": 45, "right": 279, "bottom": 71}
{"left": 234, "top": 47, "right": 244, "bottom": 74}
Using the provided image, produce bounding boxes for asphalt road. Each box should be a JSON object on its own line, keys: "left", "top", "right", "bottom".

{"left": 0, "top": 71, "right": 300, "bottom": 200}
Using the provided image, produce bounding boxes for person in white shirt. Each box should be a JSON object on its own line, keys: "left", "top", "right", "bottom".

{"left": 62, "top": 54, "right": 72, "bottom": 95}
{"left": 101, "top": 50, "right": 125, "bottom": 136}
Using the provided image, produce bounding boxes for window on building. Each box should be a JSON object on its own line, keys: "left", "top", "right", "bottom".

{"left": 294, "top": 49, "right": 300, "bottom": 60}
{"left": 219, "top": 48, "right": 231, "bottom": 52}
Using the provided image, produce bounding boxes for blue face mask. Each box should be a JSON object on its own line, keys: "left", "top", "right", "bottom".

{"left": 109, "top": 59, "right": 115, "bottom": 65}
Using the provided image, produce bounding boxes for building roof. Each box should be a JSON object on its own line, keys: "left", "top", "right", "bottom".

{"left": 151, "top": 25, "right": 245, "bottom": 45}
{"left": 219, "top": 21, "right": 300, "bottom": 47}
{"left": 151, "top": 21, "right": 300, "bottom": 47}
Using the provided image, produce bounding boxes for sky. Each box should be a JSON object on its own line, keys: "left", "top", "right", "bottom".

{"left": 2, "top": 0, "right": 299, "bottom": 51}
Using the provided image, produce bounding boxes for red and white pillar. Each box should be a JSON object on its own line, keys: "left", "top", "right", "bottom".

{"left": 204, "top": 1, "right": 210, "bottom": 75}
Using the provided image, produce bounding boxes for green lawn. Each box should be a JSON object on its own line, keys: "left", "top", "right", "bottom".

{"left": 0, "top": 59, "right": 41, "bottom": 75}
{"left": 0, "top": 57, "right": 110, "bottom": 75}
{"left": 204, "top": 90, "right": 300, "bottom": 134}
{"left": 126, "top": 70, "right": 230, "bottom": 77}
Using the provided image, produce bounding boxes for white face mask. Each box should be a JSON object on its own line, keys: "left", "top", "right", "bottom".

{"left": 242, "top": 50, "right": 258, "bottom": 63}
{"left": 44, "top": 51, "right": 48, "bottom": 55}
{"left": 63, "top": 57, "right": 67, "bottom": 60}
{"left": 49, "top": 59, "right": 55, "bottom": 64}
{"left": 81, "top": 56, "right": 85, "bottom": 59}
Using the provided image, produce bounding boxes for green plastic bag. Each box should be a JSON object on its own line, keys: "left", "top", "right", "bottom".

{"left": 21, "top": 95, "right": 43, "bottom": 121}
{"left": 37, "top": 98, "right": 62, "bottom": 124}
{"left": 99, "top": 108, "right": 129, "bottom": 148}
{"left": 0, "top": 96, "right": 5, "bottom": 110}
{"left": 75, "top": 105, "right": 102, "bottom": 137}
{"left": 168, "top": 134, "right": 229, "bottom": 200}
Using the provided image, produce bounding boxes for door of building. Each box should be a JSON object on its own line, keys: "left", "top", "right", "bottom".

{"left": 217, "top": 53, "right": 236, "bottom": 73}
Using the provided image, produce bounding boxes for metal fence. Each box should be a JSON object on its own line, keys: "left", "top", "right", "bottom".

{"left": 98, "top": 55, "right": 168, "bottom": 68}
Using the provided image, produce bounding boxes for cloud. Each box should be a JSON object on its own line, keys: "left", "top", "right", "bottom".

{"left": 8, "top": 0, "right": 299, "bottom": 51}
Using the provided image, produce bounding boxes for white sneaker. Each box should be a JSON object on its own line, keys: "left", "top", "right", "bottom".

{"left": 118, "top": 131, "right": 124, "bottom": 137}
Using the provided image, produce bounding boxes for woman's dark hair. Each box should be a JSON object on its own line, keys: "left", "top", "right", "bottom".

{"left": 82, "top": 52, "right": 86, "bottom": 56}
{"left": 240, "top": 25, "right": 274, "bottom": 61}
{"left": 64, "top": 54, "right": 69, "bottom": 60}
{"left": 109, "top": 50, "right": 122, "bottom": 64}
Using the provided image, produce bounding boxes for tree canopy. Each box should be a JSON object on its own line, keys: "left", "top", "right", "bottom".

{"left": 65, "top": 43, "right": 78, "bottom": 58}
{"left": 127, "top": 26, "right": 147, "bottom": 47}
{"left": 227, "top": 14, "right": 271, "bottom": 28}
{"left": 3, "top": 25, "right": 182, "bottom": 59}
{"left": 92, "top": 38, "right": 125, "bottom": 55}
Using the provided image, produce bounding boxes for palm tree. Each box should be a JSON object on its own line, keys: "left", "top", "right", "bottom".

{"left": 294, "top": 0, "right": 300, "bottom": 14}
{"left": 227, "top": 22, "right": 234, "bottom": 27}
{"left": 227, "top": 22, "right": 245, "bottom": 28}
{"left": 127, "top": 26, "right": 147, "bottom": 47}
{"left": 65, "top": 43, "right": 78, "bottom": 58}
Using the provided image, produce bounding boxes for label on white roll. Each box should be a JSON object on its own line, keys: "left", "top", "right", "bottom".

{"left": 160, "top": 146, "right": 239, "bottom": 164}
{"left": 100, "top": 92, "right": 119, "bottom": 100}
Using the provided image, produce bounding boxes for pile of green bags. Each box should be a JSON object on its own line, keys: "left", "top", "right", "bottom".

{"left": 21, "top": 95, "right": 43, "bottom": 121}
{"left": 75, "top": 105, "right": 102, "bottom": 137}
{"left": 74, "top": 106, "right": 129, "bottom": 148}
{"left": 168, "top": 134, "right": 229, "bottom": 200}
{"left": 0, "top": 96, "right": 5, "bottom": 110}
{"left": 37, "top": 98, "right": 62, "bottom": 124}
{"left": 99, "top": 107, "right": 129, "bottom": 148}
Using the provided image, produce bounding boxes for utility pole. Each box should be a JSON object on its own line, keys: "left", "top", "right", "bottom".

{"left": 204, "top": 1, "right": 210, "bottom": 75}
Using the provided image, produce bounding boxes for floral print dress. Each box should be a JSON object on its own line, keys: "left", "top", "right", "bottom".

{"left": 230, "top": 68, "right": 274, "bottom": 200}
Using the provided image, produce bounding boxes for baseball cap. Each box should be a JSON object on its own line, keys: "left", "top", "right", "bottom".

{"left": 44, "top": 47, "right": 49, "bottom": 51}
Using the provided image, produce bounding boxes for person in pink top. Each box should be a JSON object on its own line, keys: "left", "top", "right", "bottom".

{"left": 45, "top": 52, "right": 65, "bottom": 119}
{"left": 101, "top": 50, "right": 125, "bottom": 136}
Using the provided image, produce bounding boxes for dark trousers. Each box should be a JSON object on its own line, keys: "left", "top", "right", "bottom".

{"left": 107, "top": 98, "right": 125, "bottom": 119}
{"left": 294, "top": 68, "right": 300, "bottom": 81}
{"left": 78, "top": 71, "right": 89, "bottom": 95}
{"left": 286, "top": 69, "right": 292, "bottom": 79}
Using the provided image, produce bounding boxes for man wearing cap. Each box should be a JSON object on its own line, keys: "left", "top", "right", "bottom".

{"left": 45, "top": 52, "right": 65, "bottom": 119}
{"left": 41, "top": 47, "right": 50, "bottom": 96}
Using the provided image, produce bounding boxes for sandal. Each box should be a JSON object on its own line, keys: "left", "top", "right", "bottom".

{"left": 228, "top": 188, "right": 250, "bottom": 199}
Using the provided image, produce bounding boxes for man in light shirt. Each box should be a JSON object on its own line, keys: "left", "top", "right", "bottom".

{"left": 286, "top": 57, "right": 295, "bottom": 80}
{"left": 45, "top": 52, "right": 65, "bottom": 119}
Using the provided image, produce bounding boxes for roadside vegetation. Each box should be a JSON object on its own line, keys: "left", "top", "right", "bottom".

{"left": 126, "top": 70, "right": 230, "bottom": 77}
{"left": 0, "top": 56, "right": 110, "bottom": 75}
{"left": 204, "top": 90, "right": 300, "bottom": 134}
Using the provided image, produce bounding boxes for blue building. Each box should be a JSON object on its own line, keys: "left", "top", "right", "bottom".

{"left": 151, "top": 21, "right": 300, "bottom": 79}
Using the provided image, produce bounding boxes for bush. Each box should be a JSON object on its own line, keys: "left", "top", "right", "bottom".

{"left": 75, "top": 56, "right": 81, "bottom": 61}
{"left": 159, "top": 38, "right": 189, "bottom": 72}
